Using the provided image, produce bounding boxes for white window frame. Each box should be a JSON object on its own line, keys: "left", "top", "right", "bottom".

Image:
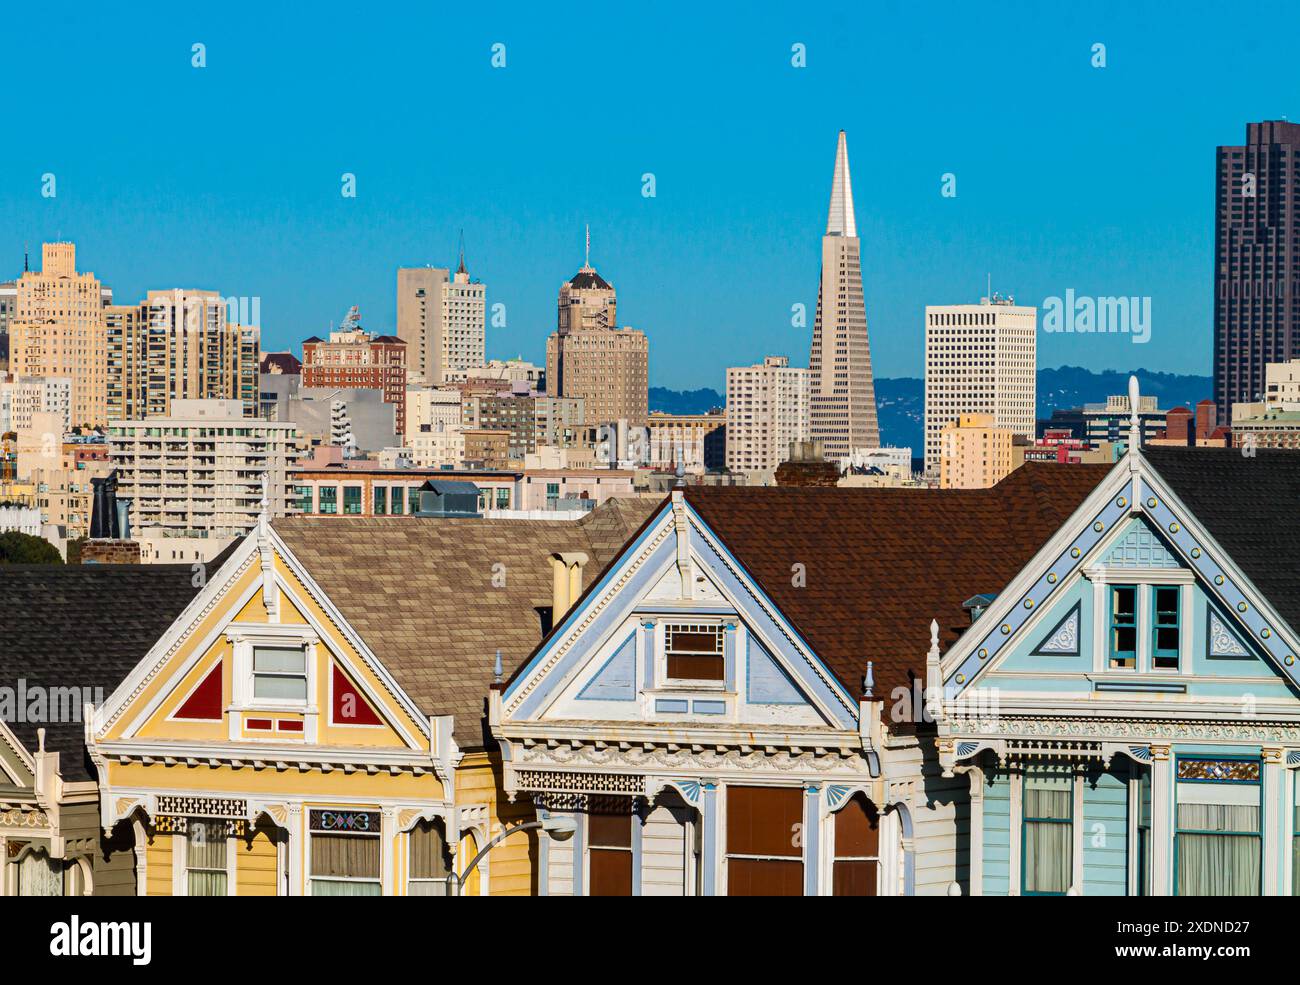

{"left": 658, "top": 621, "right": 727, "bottom": 691}
{"left": 1085, "top": 568, "right": 1194, "bottom": 676}
{"left": 171, "top": 819, "right": 237, "bottom": 897}
{"left": 228, "top": 624, "right": 319, "bottom": 718}
{"left": 307, "top": 825, "right": 383, "bottom": 897}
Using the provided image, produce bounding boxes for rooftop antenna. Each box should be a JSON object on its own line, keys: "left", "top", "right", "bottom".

{"left": 23, "top": 244, "right": 29, "bottom": 273}
{"left": 585, "top": 223, "right": 591, "bottom": 267}
{"left": 457, "top": 228, "right": 466, "bottom": 275}
{"left": 987, "top": 272, "right": 991, "bottom": 301}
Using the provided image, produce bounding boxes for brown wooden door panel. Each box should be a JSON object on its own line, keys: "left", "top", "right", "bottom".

{"left": 832, "top": 859, "right": 878, "bottom": 896}
{"left": 727, "top": 858, "right": 803, "bottom": 896}
{"left": 590, "top": 848, "right": 633, "bottom": 896}
{"left": 726, "top": 785, "right": 802, "bottom": 857}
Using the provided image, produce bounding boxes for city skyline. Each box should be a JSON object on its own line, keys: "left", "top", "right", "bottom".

{"left": 6, "top": 1, "right": 1297, "bottom": 390}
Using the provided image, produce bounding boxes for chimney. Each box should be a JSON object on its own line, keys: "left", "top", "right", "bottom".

{"left": 550, "top": 552, "right": 589, "bottom": 620}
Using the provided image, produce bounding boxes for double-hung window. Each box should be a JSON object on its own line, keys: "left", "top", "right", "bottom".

{"left": 373, "top": 486, "right": 388, "bottom": 515}
{"left": 310, "top": 810, "right": 382, "bottom": 896}
{"left": 587, "top": 811, "right": 634, "bottom": 896}
{"left": 408, "top": 819, "right": 451, "bottom": 896}
{"left": 1108, "top": 585, "right": 1137, "bottom": 669}
{"left": 184, "top": 819, "right": 229, "bottom": 896}
{"left": 1022, "top": 770, "right": 1073, "bottom": 895}
{"left": 1152, "top": 586, "right": 1181, "bottom": 669}
{"left": 1175, "top": 757, "right": 1261, "bottom": 895}
{"left": 252, "top": 645, "right": 307, "bottom": 703}
{"left": 664, "top": 623, "right": 725, "bottom": 682}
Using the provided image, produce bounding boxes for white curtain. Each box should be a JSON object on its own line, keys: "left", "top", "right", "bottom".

{"left": 1024, "top": 783, "right": 1072, "bottom": 894}
{"left": 18, "top": 852, "right": 63, "bottom": 896}
{"left": 1176, "top": 804, "right": 1259, "bottom": 895}
{"left": 186, "top": 820, "right": 228, "bottom": 896}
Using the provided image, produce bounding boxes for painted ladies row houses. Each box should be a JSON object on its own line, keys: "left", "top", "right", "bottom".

{"left": 4, "top": 383, "right": 1299, "bottom": 895}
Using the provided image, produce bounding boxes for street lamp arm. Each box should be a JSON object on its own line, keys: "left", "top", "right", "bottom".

{"left": 448, "top": 819, "right": 544, "bottom": 895}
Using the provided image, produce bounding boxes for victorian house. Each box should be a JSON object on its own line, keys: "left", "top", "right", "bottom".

{"left": 491, "top": 463, "right": 1111, "bottom": 894}
{"left": 933, "top": 423, "right": 1300, "bottom": 895}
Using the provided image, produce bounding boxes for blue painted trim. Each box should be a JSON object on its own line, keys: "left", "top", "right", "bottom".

{"left": 803, "top": 784, "right": 821, "bottom": 896}
{"left": 641, "top": 621, "right": 656, "bottom": 689}
{"left": 1107, "top": 583, "right": 1138, "bottom": 668}
{"left": 504, "top": 501, "right": 673, "bottom": 702}
{"left": 1151, "top": 583, "right": 1182, "bottom": 669}
{"left": 631, "top": 804, "right": 644, "bottom": 897}
{"left": 575, "top": 630, "right": 637, "bottom": 701}
{"left": 572, "top": 812, "right": 585, "bottom": 896}
{"left": 746, "top": 634, "right": 810, "bottom": 705}
{"left": 700, "top": 783, "right": 718, "bottom": 896}
{"left": 686, "top": 509, "right": 857, "bottom": 727}
{"left": 692, "top": 700, "right": 726, "bottom": 715}
{"left": 723, "top": 623, "right": 737, "bottom": 691}
{"left": 1095, "top": 680, "right": 1187, "bottom": 693}
{"left": 655, "top": 698, "right": 689, "bottom": 714}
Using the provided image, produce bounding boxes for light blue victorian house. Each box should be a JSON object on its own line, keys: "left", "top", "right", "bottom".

{"left": 934, "top": 389, "right": 1300, "bottom": 895}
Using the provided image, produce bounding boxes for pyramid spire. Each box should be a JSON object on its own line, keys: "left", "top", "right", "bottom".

{"left": 826, "top": 130, "right": 857, "bottom": 238}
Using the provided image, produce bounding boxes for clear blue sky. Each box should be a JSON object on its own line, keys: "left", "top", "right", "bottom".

{"left": 2, "top": 0, "right": 1292, "bottom": 389}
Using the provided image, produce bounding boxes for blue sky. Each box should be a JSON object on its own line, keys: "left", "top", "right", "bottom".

{"left": 1, "top": 1, "right": 1292, "bottom": 389}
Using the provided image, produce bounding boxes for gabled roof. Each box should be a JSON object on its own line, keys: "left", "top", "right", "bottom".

{"left": 0, "top": 544, "right": 239, "bottom": 781}
{"left": 1144, "top": 447, "right": 1300, "bottom": 636}
{"left": 273, "top": 497, "right": 660, "bottom": 749}
{"left": 681, "top": 463, "right": 1112, "bottom": 706}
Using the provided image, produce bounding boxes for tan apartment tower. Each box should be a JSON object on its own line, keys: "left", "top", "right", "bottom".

{"left": 725, "top": 356, "right": 810, "bottom": 473}
{"left": 545, "top": 249, "right": 648, "bottom": 427}
{"left": 924, "top": 295, "right": 1037, "bottom": 476}
{"left": 10, "top": 243, "right": 109, "bottom": 427}
{"left": 106, "top": 289, "right": 259, "bottom": 422}
{"left": 396, "top": 247, "right": 486, "bottom": 385}
{"left": 808, "top": 131, "right": 880, "bottom": 460}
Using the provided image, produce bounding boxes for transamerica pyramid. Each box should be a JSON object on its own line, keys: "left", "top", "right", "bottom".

{"left": 808, "top": 130, "right": 880, "bottom": 459}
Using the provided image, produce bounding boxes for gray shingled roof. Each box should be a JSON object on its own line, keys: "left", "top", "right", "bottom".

{"left": 274, "top": 497, "right": 661, "bottom": 750}
{"left": 0, "top": 553, "right": 234, "bottom": 782}
{"left": 1145, "top": 446, "right": 1300, "bottom": 638}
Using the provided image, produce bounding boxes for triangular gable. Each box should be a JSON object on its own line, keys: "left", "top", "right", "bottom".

{"left": 941, "top": 452, "right": 1300, "bottom": 697}
{"left": 94, "top": 528, "right": 435, "bottom": 756}
{"left": 330, "top": 663, "right": 384, "bottom": 726}
{"left": 503, "top": 497, "right": 857, "bottom": 730}
{"left": 1029, "top": 601, "right": 1082, "bottom": 657}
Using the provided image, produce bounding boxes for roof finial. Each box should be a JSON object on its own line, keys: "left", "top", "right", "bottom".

{"left": 257, "top": 471, "right": 270, "bottom": 536}
{"left": 493, "top": 649, "right": 504, "bottom": 685}
{"left": 675, "top": 461, "right": 686, "bottom": 488}
{"left": 1127, "top": 374, "right": 1142, "bottom": 454}
{"left": 863, "top": 661, "right": 874, "bottom": 698}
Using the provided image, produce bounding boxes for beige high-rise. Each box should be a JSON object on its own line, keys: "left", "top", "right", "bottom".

{"left": 924, "top": 296, "right": 1036, "bottom": 476}
{"left": 725, "top": 356, "right": 810, "bottom": 473}
{"left": 396, "top": 253, "right": 485, "bottom": 385}
{"left": 545, "top": 260, "right": 648, "bottom": 427}
{"left": 808, "top": 132, "right": 880, "bottom": 460}
{"left": 10, "top": 243, "right": 108, "bottom": 427}
{"left": 106, "top": 289, "right": 259, "bottom": 422}
{"left": 938, "top": 413, "right": 1015, "bottom": 489}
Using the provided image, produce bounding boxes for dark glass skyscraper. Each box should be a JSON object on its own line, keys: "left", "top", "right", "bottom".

{"left": 1213, "top": 121, "right": 1300, "bottom": 422}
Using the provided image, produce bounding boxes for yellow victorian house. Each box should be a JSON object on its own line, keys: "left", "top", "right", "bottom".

{"left": 85, "top": 498, "right": 656, "bottom": 896}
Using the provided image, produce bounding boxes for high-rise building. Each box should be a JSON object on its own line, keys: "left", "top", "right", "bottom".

{"left": 808, "top": 131, "right": 880, "bottom": 460}
{"left": 106, "top": 289, "right": 260, "bottom": 422}
{"left": 545, "top": 253, "right": 648, "bottom": 427}
{"left": 396, "top": 250, "right": 486, "bottom": 386}
{"left": 924, "top": 296, "right": 1037, "bottom": 475}
{"left": 938, "top": 413, "right": 1015, "bottom": 489}
{"left": 9, "top": 243, "right": 109, "bottom": 427}
{"left": 725, "top": 356, "right": 810, "bottom": 473}
{"left": 1213, "top": 121, "right": 1300, "bottom": 423}
{"left": 109, "top": 399, "right": 302, "bottom": 538}
{"left": 301, "top": 309, "right": 407, "bottom": 435}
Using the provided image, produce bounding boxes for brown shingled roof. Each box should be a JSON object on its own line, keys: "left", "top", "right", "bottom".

{"left": 273, "top": 497, "right": 661, "bottom": 750}
{"left": 682, "top": 463, "right": 1113, "bottom": 712}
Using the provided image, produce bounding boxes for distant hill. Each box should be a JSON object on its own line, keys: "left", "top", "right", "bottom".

{"left": 649, "top": 386, "right": 724, "bottom": 415}
{"left": 652, "top": 367, "right": 1213, "bottom": 454}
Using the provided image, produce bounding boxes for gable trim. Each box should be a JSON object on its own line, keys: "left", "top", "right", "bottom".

{"left": 1029, "top": 601, "right": 1083, "bottom": 657}
{"left": 942, "top": 453, "right": 1300, "bottom": 697}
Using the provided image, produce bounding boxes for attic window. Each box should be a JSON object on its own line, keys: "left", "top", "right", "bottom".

{"left": 665, "top": 623, "right": 725, "bottom": 681}
{"left": 253, "top": 646, "right": 308, "bottom": 701}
